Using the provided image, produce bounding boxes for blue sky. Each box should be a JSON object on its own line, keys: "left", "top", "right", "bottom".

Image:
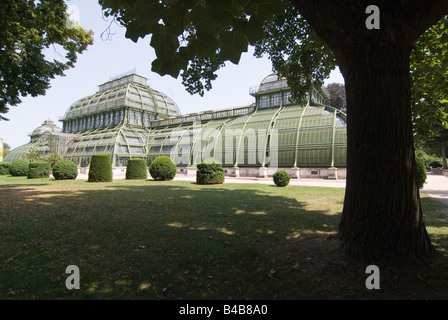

{"left": 0, "top": 0, "right": 344, "bottom": 149}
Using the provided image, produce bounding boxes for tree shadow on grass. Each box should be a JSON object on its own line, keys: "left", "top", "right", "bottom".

{"left": 0, "top": 181, "right": 448, "bottom": 300}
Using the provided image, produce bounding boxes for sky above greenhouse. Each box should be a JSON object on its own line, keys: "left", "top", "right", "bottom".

{"left": 0, "top": 0, "right": 344, "bottom": 149}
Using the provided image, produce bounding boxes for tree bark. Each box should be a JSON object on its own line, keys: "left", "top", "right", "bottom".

{"left": 442, "top": 143, "right": 447, "bottom": 168}
{"left": 337, "top": 42, "right": 433, "bottom": 260}
{"left": 290, "top": 0, "right": 448, "bottom": 261}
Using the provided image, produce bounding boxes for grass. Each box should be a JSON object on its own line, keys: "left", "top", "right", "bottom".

{"left": 0, "top": 175, "right": 448, "bottom": 300}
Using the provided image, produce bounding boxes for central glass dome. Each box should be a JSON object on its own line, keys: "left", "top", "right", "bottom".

{"left": 258, "top": 73, "right": 289, "bottom": 93}
{"left": 61, "top": 74, "right": 180, "bottom": 133}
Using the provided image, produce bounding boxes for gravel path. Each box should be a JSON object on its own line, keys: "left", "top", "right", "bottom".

{"left": 421, "top": 174, "right": 448, "bottom": 205}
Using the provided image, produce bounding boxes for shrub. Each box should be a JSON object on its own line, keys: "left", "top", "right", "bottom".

{"left": 149, "top": 156, "right": 176, "bottom": 181}
{"left": 0, "top": 162, "right": 10, "bottom": 175}
{"left": 429, "top": 160, "right": 443, "bottom": 168}
{"left": 416, "top": 158, "right": 427, "bottom": 189}
{"left": 46, "top": 153, "right": 63, "bottom": 168}
{"left": 88, "top": 154, "right": 113, "bottom": 182}
{"left": 126, "top": 158, "right": 148, "bottom": 180}
{"left": 28, "top": 160, "right": 51, "bottom": 179}
{"left": 196, "top": 162, "right": 225, "bottom": 185}
{"left": 202, "top": 158, "right": 222, "bottom": 165}
{"left": 273, "top": 170, "right": 291, "bottom": 187}
{"left": 53, "top": 160, "right": 78, "bottom": 180}
{"left": 9, "top": 160, "right": 29, "bottom": 176}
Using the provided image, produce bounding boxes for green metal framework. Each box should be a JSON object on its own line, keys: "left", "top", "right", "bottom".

{"left": 63, "top": 124, "right": 150, "bottom": 167}
{"left": 4, "top": 142, "right": 37, "bottom": 162}
{"left": 60, "top": 74, "right": 180, "bottom": 133}
{"left": 4, "top": 120, "right": 63, "bottom": 162}
{"left": 142, "top": 104, "right": 346, "bottom": 168}
{"left": 59, "top": 73, "right": 181, "bottom": 167}
{"left": 6, "top": 73, "right": 347, "bottom": 169}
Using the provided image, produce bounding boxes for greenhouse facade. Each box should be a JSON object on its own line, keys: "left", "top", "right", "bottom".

{"left": 5, "top": 72, "right": 347, "bottom": 179}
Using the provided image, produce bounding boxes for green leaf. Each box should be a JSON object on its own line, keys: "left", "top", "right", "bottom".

{"left": 187, "top": 6, "right": 221, "bottom": 32}
{"left": 150, "top": 25, "right": 179, "bottom": 59}
{"left": 125, "top": 22, "right": 149, "bottom": 42}
{"left": 164, "top": 4, "right": 188, "bottom": 36}
{"left": 190, "top": 31, "right": 220, "bottom": 58}
{"left": 133, "top": 0, "right": 164, "bottom": 25}
{"left": 179, "top": 45, "right": 197, "bottom": 61}
{"left": 219, "top": 31, "right": 248, "bottom": 64}
{"left": 152, "top": 53, "right": 188, "bottom": 78}
{"left": 245, "top": 0, "right": 284, "bottom": 21}
{"left": 235, "top": 16, "right": 265, "bottom": 45}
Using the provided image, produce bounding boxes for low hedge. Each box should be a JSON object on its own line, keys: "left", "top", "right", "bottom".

{"left": 9, "top": 160, "right": 29, "bottom": 177}
{"left": 28, "top": 160, "right": 51, "bottom": 179}
{"left": 88, "top": 154, "right": 113, "bottom": 182}
{"left": 416, "top": 158, "right": 427, "bottom": 189}
{"left": 196, "top": 162, "right": 225, "bottom": 185}
{"left": 0, "top": 162, "right": 10, "bottom": 175}
{"left": 149, "top": 156, "right": 176, "bottom": 181}
{"left": 126, "top": 158, "right": 148, "bottom": 180}
{"left": 273, "top": 170, "right": 291, "bottom": 187}
{"left": 53, "top": 160, "right": 78, "bottom": 180}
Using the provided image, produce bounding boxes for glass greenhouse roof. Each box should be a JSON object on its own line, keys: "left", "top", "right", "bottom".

{"left": 61, "top": 74, "right": 180, "bottom": 123}
{"left": 61, "top": 103, "right": 346, "bottom": 169}
{"left": 63, "top": 124, "right": 150, "bottom": 167}
{"left": 143, "top": 104, "right": 346, "bottom": 168}
{"left": 6, "top": 72, "right": 347, "bottom": 170}
{"left": 4, "top": 143, "right": 36, "bottom": 162}
{"left": 3, "top": 133, "right": 55, "bottom": 163}
{"left": 29, "top": 120, "right": 62, "bottom": 142}
{"left": 258, "top": 74, "right": 289, "bottom": 93}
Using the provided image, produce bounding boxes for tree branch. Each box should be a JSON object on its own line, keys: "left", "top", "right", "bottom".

{"left": 401, "top": 0, "right": 448, "bottom": 41}
{"left": 290, "top": 0, "right": 448, "bottom": 69}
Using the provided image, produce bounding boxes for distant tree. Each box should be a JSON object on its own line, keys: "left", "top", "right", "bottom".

{"left": 410, "top": 18, "right": 448, "bottom": 168}
{"left": 415, "top": 144, "right": 443, "bottom": 166}
{"left": 3, "top": 142, "right": 11, "bottom": 157}
{"left": 22, "top": 149, "right": 44, "bottom": 163}
{"left": 411, "top": 18, "right": 448, "bottom": 141}
{"left": 0, "top": 0, "right": 93, "bottom": 120}
{"left": 46, "top": 153, "right": 63, "bottom": 168}
{"left": 326, "top": 83, "right": 346, "bottom": 112}
{"left": 421, "top": 123, "right": 448, "bottom": 168}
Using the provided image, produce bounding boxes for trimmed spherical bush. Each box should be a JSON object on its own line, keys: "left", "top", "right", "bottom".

{"left": 27, "top": 160, "right": 51, "bottom": 179}
{"left": 53, "top": 160, "right": 78, "bottom": 180}
{"left": 0, "top": 162, "right": 10, "bottom": 175}
{"left": 88, "top": 154, "right": 113, "bottom": 182}
{"left": 273, "top": 170, "right": 291, "bottom": 187}
{"left": 196, "top": 162, "right": 225, "bottom": 185}
{"left": 416, "top": 158, "right": 427, "bottom": 189}
{"left": 126, "top": 158, "right": 148, "bottom": 180}
{"left": 9, "top": 160, "right": 29, "bottom": 177}
{"left": 149, "top": 156, "right": 176, "bottom": 181}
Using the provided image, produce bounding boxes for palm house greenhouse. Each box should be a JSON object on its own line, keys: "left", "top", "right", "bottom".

{"left": 5, "top": 72, "right": 347, "bottom": 179}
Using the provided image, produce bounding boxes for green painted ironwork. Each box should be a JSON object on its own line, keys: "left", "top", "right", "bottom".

{"left": 7, "top": 73, "right": 347, "bottom": 169}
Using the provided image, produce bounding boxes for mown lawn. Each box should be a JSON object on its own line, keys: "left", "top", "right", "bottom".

{"left": 0, "top": 175, "right": 447, "bottom": 300}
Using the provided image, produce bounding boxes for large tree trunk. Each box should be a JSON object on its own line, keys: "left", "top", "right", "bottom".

{"left": 291, "top": 0, "right": 448, "bottom": 261}
{"left": 337, "top": 41, "right": 433, "bottom": 260}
